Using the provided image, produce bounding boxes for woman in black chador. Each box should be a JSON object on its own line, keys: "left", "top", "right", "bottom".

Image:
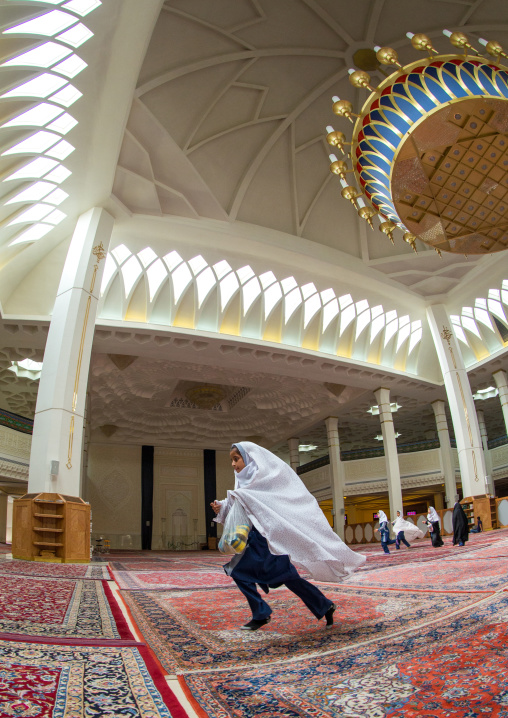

{"left": 452, "top": 501, "right": 470, "bottom": 547}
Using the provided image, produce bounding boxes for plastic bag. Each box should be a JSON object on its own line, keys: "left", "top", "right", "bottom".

{"left": 218, "top": 499, "right": 251, "bottom": 555}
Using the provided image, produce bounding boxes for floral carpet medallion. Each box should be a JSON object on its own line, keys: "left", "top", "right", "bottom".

{"left": 0, "top": 576, "right": 120, "bottom": 639}
{"left": 184, "top": 592, "right": 508, "bottom": 717}
{"left": 0, "top": 640, "right": 175, "bottom": 718}
{"left": 114, "top": 569, "right": 235, "bottom": 590}
{"left": 0, "top": 560, "right": 108, "bottom": 580}
{"left": 122, "top": 584, "right": 480, "bottom": 672}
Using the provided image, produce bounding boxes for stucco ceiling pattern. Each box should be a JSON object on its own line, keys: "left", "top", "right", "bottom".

{"left": 89, "top": 352, "right": 367, "bottom": 448}
{"left": 112, "top": 0, "right": 508, "bottom": 298}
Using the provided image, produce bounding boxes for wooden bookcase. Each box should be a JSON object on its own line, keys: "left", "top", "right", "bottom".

{"left": 12, "top": 492, "right": 91, "bottom": 563}
{"left": 460, "top": 494, "right": 498, "bottom": 532}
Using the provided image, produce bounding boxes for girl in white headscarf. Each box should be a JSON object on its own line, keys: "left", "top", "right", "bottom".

{"left": 425, "top": 506, "right": 444, "bottom": 547}
{"left": 211, "top": 442, "right": 365, "bottom": 631}
{"left": 374, "top": 510, "right": 397, "bottom": 554}
{"left": 392, "top": 510, "right": 424, "bottom": 549}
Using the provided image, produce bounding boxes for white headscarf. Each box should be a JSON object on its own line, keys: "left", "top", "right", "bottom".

{"left": 392, "top": 512, "right": 424, "bottom": 540}
{"left": 217, "top": 442, "right": 366, "bottom": 582}
{"left": 377, "top": 510, "right": 388, "bottom": 524}
{"left": 427, "top": 506, "right": 440, "bottom": 522}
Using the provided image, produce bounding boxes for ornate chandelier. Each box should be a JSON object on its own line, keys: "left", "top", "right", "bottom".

{"left": 327, "top": 31, "right": 508, "bottom": 255}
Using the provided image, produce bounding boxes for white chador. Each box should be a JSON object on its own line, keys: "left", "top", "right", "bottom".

{"left": 216, "top": 441, "right": 366, "bottom": 582}
{"left": 392, "top": 514, "right": 424, "bottom": 541}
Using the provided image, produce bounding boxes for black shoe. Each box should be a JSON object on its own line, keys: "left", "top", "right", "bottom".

{"left": 324, "top": 603, "right": 336, "bottom": 628}
{"left": 240, "top": 616, "right": 271, "bottom": 631}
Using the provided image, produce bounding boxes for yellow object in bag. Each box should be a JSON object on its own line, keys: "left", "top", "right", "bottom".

{"left": 229, "top": 524, "right": 250, "bottom": 553}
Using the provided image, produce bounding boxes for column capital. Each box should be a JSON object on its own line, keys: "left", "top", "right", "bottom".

{"left": 374, "top": 387, "right": 391, "bottom": 404}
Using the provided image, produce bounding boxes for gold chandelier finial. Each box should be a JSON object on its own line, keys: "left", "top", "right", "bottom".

{"left": 403, "top": 231, "right": 418, "bottom": 254}
{"left": 443, "top": 29, "right": 480, "bottom": 57}
{"left": 479, "top": 38, "right": 508, "bottom": 62}
{"left": 348, "top": 69, "right": 378, "bottom": 93}
{"left": 357, "top": 197, "right": 377, "bottom": 229}
{"left": 326, "top": 126, "right": 351, "bottom": 155}
{"left": 329, "top": 155, "right": 350, "bottom": 180}
{"left": 374, "top": 46, "right": 402, "bottom": 68}
{"left": 379, "top": 220, "right": 397, "bottom": 245}
{"left": 332, "top": 96, "right": 358, "bottom": 123}
{"left": 406, "top": 32, "right": 438, "bottom": 57}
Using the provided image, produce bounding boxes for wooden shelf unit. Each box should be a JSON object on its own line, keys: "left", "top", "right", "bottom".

{"left": 12, "top": 492, "right": 91, "bottom": 563}
{"left": 461, "top": 494, "right": 498, "bottom": 532}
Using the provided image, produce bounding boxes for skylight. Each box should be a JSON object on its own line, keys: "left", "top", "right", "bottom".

{"left": 301, "top": 282, "right": 317, "bottom": 300}
{"left": 172, "top": 262, "right": 192, "bottom": 303}
{"left": 56, "top": 23, "right": 93, "bottom": 47}
{"left": 8, "top": 203, "right": 54, "bottom": 224}
{"left": 111, "top": 245, "right": 131, "bottom": 264}
{"left": 220, "top": 273, "right": 240, "bottom": 311}
{"left": 236, "top": 265, "right": 254, "bottom": 284}
{"left": 138, "top": 247, "right": 158, "bottom": 268}
{"left": 2, "top": 42, "right": 72, "bottom": 69}
{"left": 213, "top": 260, "right": 232, "bottom": 280}
{"left": 264, "top": 282, "right": 282, "bottom": 319}
{"left": 304, "top": 294, "right": 321, "bottom": 328}
{"left": 4, "top": 11, "right": 78, "bottom": 37}
{"left": 284, "top": 287, "right": 302, "bottom": 324}
{"left": 62, "top": 0, "right": 102, "bottom": 17}
{"left": 18, "top": 359, "right": 43, "bottom": 371}
{"left": 44, "top": 208, "right": 66, "bottom": 224}
{"left": 44, "top": 188, "right": 68, "bottom": 205}
{"left": 121, "top": 255, "right": 143, "bottom": 297}
{"left": 100, "top": 255, "right": 117, "bottom": 295}
{"left": 10, "top": 223, "right": 52, "bottom": 245}
{"left": 53, "top": 55, "right": 87, "bottom": 78}
{"left": 242, "top": 277, "right": 262, "bottom": 314}
{"left": 322, "top": 298, "right": 339, "bottom": 331}
{"left": 47, "top": 112, "right": 77, "bottom": 134}
{"left": 2, "top": 73, "right": 68, "bottom": 99}
{"left": 49, "top": 84, "right": 82, "bottom": 106}
{"left": 6, "top": 181, "right": 56, "bottom": 203}
{"left": 1, "top": 104, "right": 63, "bottom": 128}
{"left": 44, "top": 165, "right": 71, "bottom": 183}
{"left": 3, "top": 157, "right": 59, "bottom": 181}
{"left": 196, "top": 267, "right": 216, "bottom": 307}
{"left": 281, "top": 276, "right": 297, "bottom": 294}
{"left": 163, "top": 251, "right": 183, "bottom": 271}
{"left": 259, "top": 271, "right": 276, "bottom": 289}
{"left": 188, "top": 255, "right": 207, "bottom": 276}
{"left": 2, "top": 130, "right": 60, "bottom": 155}
{"left": 45, "top": 139, "right": 74, "bottom": 159}
{"left": 146, "top": 259, "right": 167, "bottom": 302}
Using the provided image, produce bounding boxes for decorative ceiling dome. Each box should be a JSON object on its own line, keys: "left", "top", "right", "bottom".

{"left": 328, "top": 32, "right": 508, "bottom": 255}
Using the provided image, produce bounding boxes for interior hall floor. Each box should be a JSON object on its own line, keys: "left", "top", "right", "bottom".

{"left": 1, "top": 529, "right": 508, "bottom": 717}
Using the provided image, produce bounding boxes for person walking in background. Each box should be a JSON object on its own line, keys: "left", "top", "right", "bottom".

{"left": 452, "top": 501, "right": 470, "bottom": 546}
{"left": 375, "top": 510, "right": 396, "bottom": 554}
{"left": 426, "top": 506, "right": 444, "bottom": 547}
{"left": 392, "top": 510, "right": 424, "bottom": 549}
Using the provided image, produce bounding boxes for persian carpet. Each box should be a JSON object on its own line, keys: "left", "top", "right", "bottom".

{"left": 344, "top": 555, "right": 508, "bottom": 591}
{"left": 0, "top": 559, "right": 108, "bottom": 579}
{"left": 0, "top": 638, "right": 188, "bottom": 718}
{"left": 183, "top": 591, "right": 508, "bottom": 718}
{"left": 121, "top": 584, "right": 482, "bottom": 672}
{"left": 0, "top": 576, "right": 124, "bottom": 640}
{"left": 114, "top": 569, "right": 235, "bottom": 591}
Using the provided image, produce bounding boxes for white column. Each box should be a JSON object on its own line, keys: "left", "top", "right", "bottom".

{"left": 288, "top": 437, "right": 300, "bottom": 471}
{"left": 325, "top": 417, "right": 346, "bottom": 539}
{"left": 374, "top": 387, "right": 403, "bottom": 519}
{"left": 493, "top": 370, "right": 508, "bottom": 436}
{"left": 28, "top": 208, "right": 114, "bottom": 496}
{"left": 476, "top": 409, "right": 494, "bottom": 495}
{"left": 432, "top": 400, "right": 458, "bottom": 508}
{"left": 427, "top": 304, "right": 487, "bottom": 498}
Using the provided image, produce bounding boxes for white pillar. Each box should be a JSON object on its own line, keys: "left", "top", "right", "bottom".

{"left": 28, "top": 208, "right": 114, "bottom": 496}
{"left": 325, "top": 416, "right": 345, "bottom": 539}
{"left": 288, "top": 437, "right": 300, "bottom": 471}
{"left": 427, "top": 304, "right": 487, "bottom": 498}
{"left": 493, "top": 370, "right": 508, "bottom": 436}
{"left": 477, "top": 409, "right": 494, "bottom": 495}
{"left": 374, "top": 387, "right": 403, "bottom": 519}
{"left": 432, "top": 400, "right": 458, "bottom": 508}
